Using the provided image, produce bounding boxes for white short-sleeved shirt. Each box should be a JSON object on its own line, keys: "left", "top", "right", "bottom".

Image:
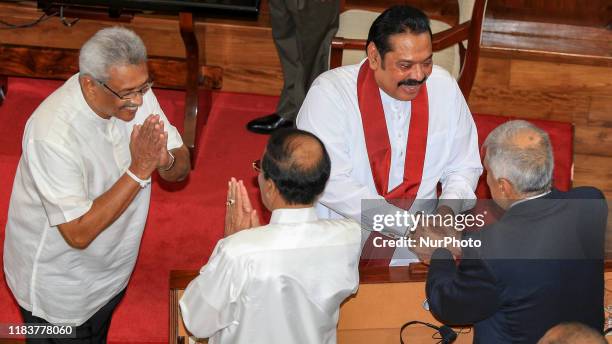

{"left": 3, "top": 74, "right": 183, "bottom": 325}
{"left": 179, "top": 208, "right": 362, "bottom": 344}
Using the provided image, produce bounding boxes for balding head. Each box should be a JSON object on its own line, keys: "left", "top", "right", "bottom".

{"left": 538, "top": 322, "right": 606, "bottom": 344}
{"left": 261, "top": 129, "right": 331, "bottom": 205}
{"left": 483, "top": 120, "right": 554, "bottom": 196}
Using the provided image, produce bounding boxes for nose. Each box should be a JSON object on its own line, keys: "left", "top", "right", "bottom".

{"left": 129, "top": 92, "right": 145, "bottom": 106}
{"left": 412, "top": 63, "right": 425, "bottom": 82}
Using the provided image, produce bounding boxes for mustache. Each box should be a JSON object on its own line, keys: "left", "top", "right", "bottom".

{"left": 398, "top": 76, "right": 427, "bottom": 87}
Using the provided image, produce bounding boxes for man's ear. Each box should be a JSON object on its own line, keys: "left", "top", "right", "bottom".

{"left": 265, "top": 178, "right": 278, "bottom": 203}
{"left": 367, "top": 42, "right": 382, "bottom": 71}
{"left": 498, "top": 178, "right": 515, "bottom": 197}
{"left": 79, "top": 75, "right": 97, "bottom": 98}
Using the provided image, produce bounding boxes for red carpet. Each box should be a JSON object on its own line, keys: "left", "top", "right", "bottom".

{"left": 0, "top": 77, "right": 572, "bottom": 343}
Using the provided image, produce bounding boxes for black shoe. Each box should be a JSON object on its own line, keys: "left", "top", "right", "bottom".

{"left": 246, "top": 113, "right": 294, "bottom": 134}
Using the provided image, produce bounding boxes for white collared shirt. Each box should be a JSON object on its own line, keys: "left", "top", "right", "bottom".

{"left": 179, "top": 207, "right": 361, "bottom": 344}
{"left": 3, "top": 74, "right": 183, "bottom": 325}
{"left": 509, "top": 190, "right": 552, "bottom": 208}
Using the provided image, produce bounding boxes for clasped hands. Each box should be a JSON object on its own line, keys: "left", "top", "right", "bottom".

{"left": 128, "top": 114, "right": 173, "bottom": 179}
{"left": 224, "top": 178, "right": 260, "bottom": 237}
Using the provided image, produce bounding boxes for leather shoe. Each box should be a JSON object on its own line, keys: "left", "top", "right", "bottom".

{"left": 246, "top": 113, "right": 294, "bottom": 134}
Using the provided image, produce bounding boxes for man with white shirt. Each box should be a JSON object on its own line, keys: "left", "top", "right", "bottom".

{"left": 296, "top": 5, "right": 482, "bottom": 266}
{"left": 180, "top": 128, "right": 361, "bottom": 343}
{"left": 3, "top": 27, "right": 189, "bottom": 342}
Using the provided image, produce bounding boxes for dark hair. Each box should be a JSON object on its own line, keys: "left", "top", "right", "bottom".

{"left": 366, "top": 5, "right": 431, "bottom": 60}
{"left": 261, "top": 128, "right": 331, "bottom": 205}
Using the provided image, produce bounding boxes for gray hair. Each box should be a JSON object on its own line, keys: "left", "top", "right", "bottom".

{"left": 537, "top": 322, "right": 606, "bottom": 344}
{"left": 483, "top": 120, "right": 554, "bottom": 195}
{"left": 79, "top": 27, "right": 147, "bottom": 82}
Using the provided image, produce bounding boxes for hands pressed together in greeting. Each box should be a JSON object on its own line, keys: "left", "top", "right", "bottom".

{"left": 224, "top": 178, "right": 260, "bottom": 237}
{"left": 128, "top": 114, "right": 174, "bottom": 180}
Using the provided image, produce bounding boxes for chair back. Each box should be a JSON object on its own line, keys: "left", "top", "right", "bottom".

{"left": 330, "top": 0, "right": 486, "bottom": 99}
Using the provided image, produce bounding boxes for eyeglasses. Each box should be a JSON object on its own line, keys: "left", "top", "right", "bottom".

{"left": 252, "top": 159, "right": 261, "bottom": 173}
{"left": 97, "top": 79, "right": 153, "bottom": 101}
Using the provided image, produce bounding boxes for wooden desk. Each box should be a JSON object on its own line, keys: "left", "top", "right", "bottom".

{"left": 170, "top": 263, "right": 612, "bottom": 343}
{"left": 169, "top": 265, "right": 473, "bottom": 344}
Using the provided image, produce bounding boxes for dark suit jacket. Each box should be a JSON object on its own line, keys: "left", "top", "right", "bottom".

{"left": 426, "top": 187, "right": 608, "bottom": 343}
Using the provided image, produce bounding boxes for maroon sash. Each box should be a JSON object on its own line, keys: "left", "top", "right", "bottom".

{"left": 357, "top": 62, "right": 429, "bottom": 268}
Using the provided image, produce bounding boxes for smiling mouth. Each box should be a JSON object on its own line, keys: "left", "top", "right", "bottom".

{"left": 400, "top": 84, "right": 420, "bottom": 92}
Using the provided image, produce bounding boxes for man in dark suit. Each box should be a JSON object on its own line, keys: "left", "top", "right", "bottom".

{"left": 425, "top": 120, "right": 608, "bottom": 343}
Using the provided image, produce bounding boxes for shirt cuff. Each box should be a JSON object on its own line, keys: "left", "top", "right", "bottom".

{"left": 47, "top": 200, "right": 93, "bottom": 227}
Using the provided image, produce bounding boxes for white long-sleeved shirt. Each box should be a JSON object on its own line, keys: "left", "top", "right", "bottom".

{"left": 297, "top": 62, "right": 482, "bottom": 265}
{"left": 179, "top": 207, "right": 361, "bottom": 344}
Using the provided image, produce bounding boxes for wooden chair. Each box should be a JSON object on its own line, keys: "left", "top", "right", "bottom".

{"left": 330, "top": 0, "right": 487, "bottom": 100}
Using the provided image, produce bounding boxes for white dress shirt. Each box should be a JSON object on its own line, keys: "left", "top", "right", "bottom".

{"left": 3, "top": 74, "right": 183, "bottom": 325}
{"left": 297, "top": 62, "right": 482, "bottom": 265}
{"left": 179, "top": 207, "right": 361, "bottom": 344}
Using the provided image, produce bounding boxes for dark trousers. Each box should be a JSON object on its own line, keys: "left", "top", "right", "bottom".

{"left": 269, "top": 0, "right": 340, "bottom": 120}
{"left": 19, "top": 289, "right": 126, "bottom": 344}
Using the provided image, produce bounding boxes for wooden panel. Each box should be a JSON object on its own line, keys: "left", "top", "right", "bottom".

{"left": 339, "top": 282, "right": 435, "bottom": 329}
{"left": 222, "top": 65, "right": 282, "bottom": 95}
{"left": 588, "top": 96, "right": 612, "bottom": 127}
{"left": 345, "top": 0, "right": 459, "bottom": 25}
{"left": 170, "top": 270, "right": 474, "bottom": 344}
{"left": 468, "top": 86, "right": 590, "bottom": 123}
{"left": 339, "top": 327, "right": 474, "bottom": 344}
{"left": 201, "top": 24, "right": 282, "bottom": 95}
{"left": 574, "top": 126, "right": 612, "bottom": 157}
{"left": 0, "top": 4, "right": 182, "bottom": 56}
{"left": 481, "top": 18, "right": 612, "bottom": 67}
{"left": 483, "top": 18, "right": 612, "bottom": 43}
{"left": 0, "top": 45, "right": 223, "bottom": 90}
{"left": 481, "top": 33, "right": 612, "bottom": 68}
{"left": 472, "top": 56, "right": 511, "bottom": 88}
{"left": 487, "top": 0, "right": 610, "bottom": 27}
{"left": 573, "top": 154, "right": 612, "bottom": 199}
{"left": 509, "top": 60, "right": 612, "bottom": 95}
{"left": 171, "top": 269, "right": 612, "bottom": 343}
{"left": 0, "top": 2, "right": 283, "bottom": 95}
